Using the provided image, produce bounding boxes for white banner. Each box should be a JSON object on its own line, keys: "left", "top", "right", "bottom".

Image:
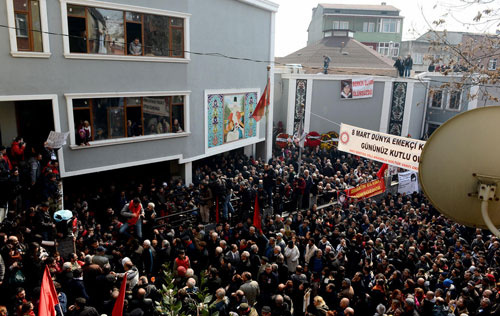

{"left": 143, "top": 97, "right": 169, "bottom": 117}
{"left": 338, "top": 123, "right": 426, "bottom": 172}
{"left": 45, "top": 131, "right": 69, "bottom": 149}
{"left": 340, "top": 77, "right": 374, "bottom": 99}
{"left": 398, "top": 171, "right": 420, "bottom": 194}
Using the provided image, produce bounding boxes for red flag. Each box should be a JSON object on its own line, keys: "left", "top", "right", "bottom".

{"left": 39, "top": 265, "right": 59, "bottom": 316}
{"left": 377, "top": 163, "right": 388, "bottom": 179}
{"left": 112, "top": 273, "right": 128, "bottom": 316}
{"left": 253, "top": 194, "right": 262, "bottom": 233}
{"left": 251, "top": 78, "right": 270, "bottom": 122}
{"left": 215, "top": 196, "right": 220, "bottom": 224}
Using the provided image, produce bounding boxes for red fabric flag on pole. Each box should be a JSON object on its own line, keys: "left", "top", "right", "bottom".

{"left": 215, "top": 196, "right": 220, "bottom": 224}
{"left": 251, "top": 78, "right": 270, "bottom": 122}
{"left": 253, "top": 194, "right": 262, "bottom": 233}
{"left": 112, "top": 273, "right": 128, "bottom": 316}
{"left": 377, "top": 163, "right": 389, "bottom": 179}
{"left": 39, "top": 265, "right": 59, "bottom": 316}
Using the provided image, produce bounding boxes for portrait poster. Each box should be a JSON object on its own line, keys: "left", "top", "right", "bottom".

{"left": 340, "top": 80, "right": 353, "bottom": 99}
{"left": 341, "top": 77, "right": 374, "bottom": 99}
{"left": 223, "top": 95, "right": 245, "bottom": 143}
{"left": 398, "top": 171, "right": 420, "bottom": 195}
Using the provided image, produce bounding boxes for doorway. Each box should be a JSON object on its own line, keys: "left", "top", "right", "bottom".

{"left": 15, "top": 100, "right": 54, "bottom": 151}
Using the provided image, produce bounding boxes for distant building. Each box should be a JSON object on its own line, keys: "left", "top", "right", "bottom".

{"left": 417, "top": 72, "right": 500, "bottom": 137}
{"left": 307, "top": 3, "right": 403, "bottom": 58}
{"left": 276, "top": 30, "right": 396, "bottom": 76}
{"left": 400, "top": 31, "right": 499, "bottom": 73}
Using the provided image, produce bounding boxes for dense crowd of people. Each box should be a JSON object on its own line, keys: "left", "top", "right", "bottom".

{"left": 0, "top": 137, "right": 498, "bottom": 316}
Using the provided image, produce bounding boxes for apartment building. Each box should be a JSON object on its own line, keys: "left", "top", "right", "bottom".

{"left": 0, "top": 0, "right": 278, "bottom": 185}
{"left": 307, "top": 2, "right": 403, "bottom": 58}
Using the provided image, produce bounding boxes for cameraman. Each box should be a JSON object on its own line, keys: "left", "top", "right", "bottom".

{"left": 10, "top": 137, "right": 26, "bottom": 168}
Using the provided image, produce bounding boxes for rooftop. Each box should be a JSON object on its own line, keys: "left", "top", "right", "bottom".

{"left": 319, "top": 3, "right": 400, "bottom": 12}
{"left": 276, "top": 35, "right": 395, "bottom": 75}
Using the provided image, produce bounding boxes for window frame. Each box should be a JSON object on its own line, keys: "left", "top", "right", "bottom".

{"left": 60, "top": 0, "right": 191, "bottom": 63}
{"left": 377, "top": 42, "right": 389, "bottom": 56}
{"left": 6, "top": 0, "right": 51, "bottom": 57}
{"left": 380, "top": 18, "right": 400, "bottom": 33}
{"left": 66, "top": 91, "right": 191, "bottom": 149}
{"left": 414, "top": 53, "right": 423, "bottom": 65}
{"left": 428, "top": 89, "right": 444, "bottom": 109}
{"left": 377, "top": 42, "right": 399, "bottom": 57}
{"left": 333, "top": 21, "right": 349, "bottom": 30}
{"left": 488, "top": 58, "right": 497, "bottom": 70}
{"left": 446, "top": 90, "right": 462, "bottom": 111}
{"left": 362, "top": 22, "right": 375, "bottom": 33}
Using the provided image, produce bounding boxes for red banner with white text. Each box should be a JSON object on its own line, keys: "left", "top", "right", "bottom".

{"left": 345, "top": 178, "right": 386, "bottom": 199}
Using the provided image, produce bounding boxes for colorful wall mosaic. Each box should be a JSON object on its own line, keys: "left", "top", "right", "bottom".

{"left": 207, "top": 92, "right": 258, "bottom": 148}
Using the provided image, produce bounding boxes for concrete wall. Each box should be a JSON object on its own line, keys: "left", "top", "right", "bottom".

{"left": 273, "top": 76, "right": 288, "bottom": 127}
{"left": 307, "top": 6, "right": 324, "bottom": 45}
{"left": 0, "top": 101, "right": 17, "bottom": 147}
{"left": 407, "top": 84, "right": 427, "bottom": 138}
{"left": 0, "top": 0, "right": 274, "bottom": 176}
{"left": 309, "top": 80, "right": 385, "bottom": 133}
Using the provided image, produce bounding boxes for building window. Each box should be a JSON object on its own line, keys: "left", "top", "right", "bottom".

{"left": 378, "top": 42, "right": 399, "bottom": 57}
{"left": 429, "top": 90, "right": 443, "bottom": 109}
{"left": 488, "top": 58, "right": 497, "bottom": 70}
{"left": 362, "top": 22, "right": 375, "bottom": 32}
{"left": 72, "top": 95, "right": 185, "bottom": 144}
{"left": 66, "top": 4, "right": 184, "bottom": 57}
{"left": 447, "top": 90, "right": 461, "bottom": 110}
{"left": 414, "top": 53, "right": 423, "bottom": 65}
{"left": 61, "top": 0, "right": 190, "bottom": 62}
{"left": 333, "top": 21, "right": 349, "bottom": 30}
{"left": 6, "top": 0, "right": 50, "bottom": 56}
{"left": 380, "top": 18, "right": 400, "bottom": 33}
{"left": 324, "top": 31, "right": 332, "bottom": 38}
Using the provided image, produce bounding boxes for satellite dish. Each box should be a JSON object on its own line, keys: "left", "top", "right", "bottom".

{"left": 419, "top": 106, "right": 500, "bottom": 234}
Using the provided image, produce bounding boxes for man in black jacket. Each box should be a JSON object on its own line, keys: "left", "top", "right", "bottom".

{"left": 68, "top": 297, "right": 99, "bottom": 316}
{"left": 34, "top": 202, "right": 54, "bottom": 241}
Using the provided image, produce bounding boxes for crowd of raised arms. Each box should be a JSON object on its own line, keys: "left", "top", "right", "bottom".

{"left": 0, "top": 137, "right": 498, "bottom": 316}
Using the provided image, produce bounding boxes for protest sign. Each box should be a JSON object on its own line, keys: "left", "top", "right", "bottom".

{"left": 337, "top": 123, "right": 426, "bottom": 172}
{"left": 143, "top": 97, "right": 170, "bottom": 116}
{"left": 45, "top": 131, "right": 69, "bottom": 149}
{"left": 345, "top": 178, "right": 386, "bottom": 199}
{"left": 388, "top": 165, "right": 399, "bottom": 176}
{"left": 398, "top": 171, "right": 420, "bottom": 195}
{"left": 340, "top": 77, "right": 374, "bottom": 99}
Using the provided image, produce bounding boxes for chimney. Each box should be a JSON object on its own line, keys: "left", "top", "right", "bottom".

{"left": 381, "top": 2, "right": 386, "bottom": 5}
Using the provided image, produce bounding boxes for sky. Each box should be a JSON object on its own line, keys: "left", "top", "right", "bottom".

{"left": 273, "top": 0, "right": 499, "bottom": 57}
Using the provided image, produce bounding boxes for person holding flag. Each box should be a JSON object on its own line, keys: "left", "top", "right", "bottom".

{"left": 253, "top": 190, "right": 264, "bottom": 233}
{"left": 111, "top": 273, "right": 127, "bottom": 316}
{"left": 38, "top": 265, "right": 61, "bottom": 316}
